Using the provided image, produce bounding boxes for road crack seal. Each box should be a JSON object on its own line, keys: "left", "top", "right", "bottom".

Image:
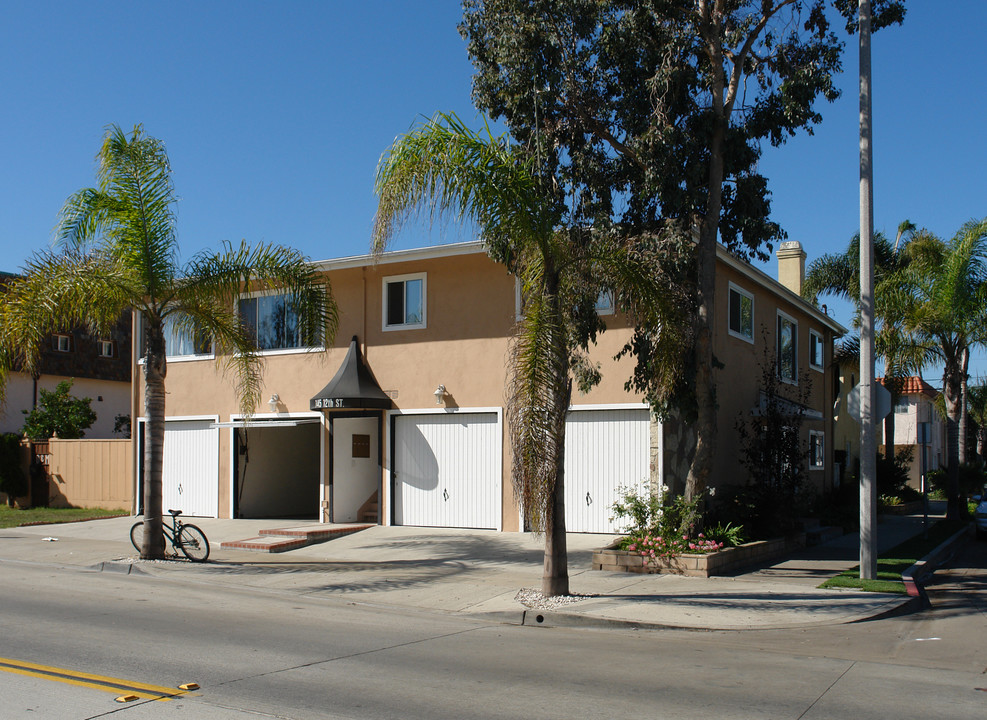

{"left": 795, "top": 661, "right": 855, "bottom": 720}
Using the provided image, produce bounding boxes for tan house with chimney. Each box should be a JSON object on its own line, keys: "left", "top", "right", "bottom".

{"left": 130, "top": 240, "right": 844, "bottom": 532}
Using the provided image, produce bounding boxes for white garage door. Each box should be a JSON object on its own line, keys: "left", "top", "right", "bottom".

{"left": 564, "top": 408, "right": 650, "bottom": 533}
{"left": 393, "top": 413, "right": 500, "bottom": 529}
{"left": 161, "top": 420, "right": 219, "bottom": 518}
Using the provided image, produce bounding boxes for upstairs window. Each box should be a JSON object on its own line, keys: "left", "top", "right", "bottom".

{"left": 383, "top": 273, "right": 426, "bottom": 330}
{"left": 239, "top": 293, "right": 311, "bottom": 351}
{"left": 595, "top": 290, "right": 614, "bottom": 316}
{"left": 777, "top": 312, "right": 798, "bottom": 383}
{"left": 809, "top": 330, "right": 824, "bottom": 371}
{"left": 52, "top": 334, "right": 72, "bottom": 352}
{"left": 728, "top": 283, "right": 754, "bottom": 342}
{"left": 98, "top": 340, "right": 115, "bottom": 358}
{"left": 160, "top": 314, "right": 212, "bottom": 358}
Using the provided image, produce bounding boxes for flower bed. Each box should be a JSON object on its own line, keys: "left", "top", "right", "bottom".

{"left": 592, "top": 534, "right": 806, "bottom": 578}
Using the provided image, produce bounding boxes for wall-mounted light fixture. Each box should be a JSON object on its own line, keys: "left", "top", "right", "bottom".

{"left": 433, "top": 385, "right": 447, "bottom": 405}
{"left": 268, "top": 394, "right": 280, "bottom": 413}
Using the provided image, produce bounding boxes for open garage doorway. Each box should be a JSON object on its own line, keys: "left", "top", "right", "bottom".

{"left": 232, "top": 418, "right": 322, "bottom": 520}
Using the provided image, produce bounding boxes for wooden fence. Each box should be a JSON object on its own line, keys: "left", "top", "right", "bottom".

{"left": 28, "top": 438, "right": 133, "bottom": 511}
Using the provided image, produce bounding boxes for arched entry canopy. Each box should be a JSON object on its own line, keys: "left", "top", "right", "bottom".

{"left": 310, "top": 336, "right": 392, "bottom": 411}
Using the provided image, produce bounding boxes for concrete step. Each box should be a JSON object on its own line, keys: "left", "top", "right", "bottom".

{"left": 220, "top": 523, "right": 373, "bottom": 554}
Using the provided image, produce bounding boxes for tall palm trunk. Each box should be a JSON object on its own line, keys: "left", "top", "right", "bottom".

{"left": 959, "top": 346, "right": 970, "bottom": 465}
{"left": 141, "top": 325, "right": 167, "bottom": 559}
{"left": 943, "top": 358, "right": 963, "bottom": 521}
{"left": 543, "top": 377, "right": 572, "bottom": 597}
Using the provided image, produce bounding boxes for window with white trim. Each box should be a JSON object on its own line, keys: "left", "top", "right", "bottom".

{"left": 239, "top": 292, "right": 314, "bottom": 351}
{"left": 777, "top": 311, "right": 798, "bottom": 383}
{"left": 98, "top": 340, "right": 114, "bottom": 358}
{"left": 809, "top": 430, "right": 825, "bottom": 470}
{"left": 894, "top": 398, "right": 910, "bottom": 414}
{"left": 383, "top": 273, "right": 426, "bottom": 330}
{"left": 52, "top": 334, "right": 72, "bottom": 352}
{"left": 159, "top": 313, "right": 213, "bottom": 358}
{"left": 595, "top": 290, "right": 614, "bottom": 316}
{"left": 809, "top": 329, "right": 824, "bottom": 371}
{"left": 728, "top": 283, "right": 754, "bottom": 342}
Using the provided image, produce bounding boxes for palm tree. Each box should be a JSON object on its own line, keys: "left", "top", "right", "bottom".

{"left": 888, "top": 219, "right": 987, "bottom": 520}
{"left": 0, "top": 124, "right": 337, "bottom": 558}
{"left": 803, "top": 228, "right": 921, "bottom": 462}
{"left": 372, "top": 113, "right": 689, "bottom": 596}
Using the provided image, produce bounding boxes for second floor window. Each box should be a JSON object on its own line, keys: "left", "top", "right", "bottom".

{"left": 383, "top": 274, "right": 426, "bottom": 330}
{"left": 777, "top": 312, "right": 797, "bottom": 383}
{"left": 728, "top": 284, "right": 753, "bottom": 342}
{"left": 238, "top": 293, "right": 305, "bottom": 351}
{"left": 161, "top": 314, "right": 211, "bottom": 358}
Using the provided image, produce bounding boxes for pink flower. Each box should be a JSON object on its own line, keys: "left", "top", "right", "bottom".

{"left": 698, "top": 533, "right": 704, "bottom": 539}
{"left": 628, "top": 544, "right": 637, "bottom": 551}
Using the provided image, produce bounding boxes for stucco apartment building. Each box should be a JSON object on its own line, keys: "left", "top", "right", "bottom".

{"left": 131, "top": 240, "right": 845, "bottom": 533}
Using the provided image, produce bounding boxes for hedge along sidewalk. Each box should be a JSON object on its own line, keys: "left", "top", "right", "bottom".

{"left": 819, "top": 519, "right": 970, "bottom": 594}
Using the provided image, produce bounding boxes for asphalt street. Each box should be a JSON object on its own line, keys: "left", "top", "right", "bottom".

{"left": 1, "top": 541, "right": 984, "bottom": 720}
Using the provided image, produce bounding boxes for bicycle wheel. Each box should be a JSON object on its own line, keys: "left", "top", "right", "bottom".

{"left": 129, "top": 521, "right": 144, "bottom": 554}
{"left": 177, "top": 524, "right": 210, "bottom": 562}
{"left": 130, "top": 520, "right": 166, "bottom": 557}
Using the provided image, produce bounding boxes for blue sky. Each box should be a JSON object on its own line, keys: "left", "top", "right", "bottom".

{"left": 2, "top": 1, "right": 984, "bottom": 382}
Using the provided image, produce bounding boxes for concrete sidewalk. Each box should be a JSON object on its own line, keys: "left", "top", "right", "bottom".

{"left": 0, "top": 511, "right": 956, "bottom": 631}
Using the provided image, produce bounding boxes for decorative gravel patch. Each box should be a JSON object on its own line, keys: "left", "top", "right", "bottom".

{"left": 514, "top": 588, "right": 595, "bottom": 609}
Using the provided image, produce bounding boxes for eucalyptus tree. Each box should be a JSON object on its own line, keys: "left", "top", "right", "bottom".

{"left": 461, "top": 0, "right": 905, "bottom": 503}
{"left": 373, "top": 112, "right": 690, "bottom": 596}
{"left": 888, "top": 219, "right": 987, "bottom": 520}
{"left": 803, "top": 227, "right": 921, "bottom": 461}
{"left": 0, "top": 124, "right": 336, "bottom": 558}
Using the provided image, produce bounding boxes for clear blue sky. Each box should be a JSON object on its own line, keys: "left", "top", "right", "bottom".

{"left": 2, "top": 1, "right": 984, "bottom": 382}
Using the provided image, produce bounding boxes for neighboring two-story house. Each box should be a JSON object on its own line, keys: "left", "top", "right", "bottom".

{"left": 0, "top": 272, "right": 133, "bottom": 439}
{"left": 879, "top": 375, "right": 946, "bottom": 491}
{"left": 130, "top": 240, "right": 844, "bottom": 533}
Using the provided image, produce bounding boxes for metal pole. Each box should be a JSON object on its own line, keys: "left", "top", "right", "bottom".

{"left": 858, "top": 0, "right": 877, "bottom": 580}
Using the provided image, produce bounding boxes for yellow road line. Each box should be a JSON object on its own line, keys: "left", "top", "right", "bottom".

{"left": 0, "top": 656, "right": 190, "bottom": 700}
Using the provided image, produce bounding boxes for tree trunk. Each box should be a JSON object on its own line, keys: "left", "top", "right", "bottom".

{"left": 943, "top": 360, "right": 962, "bottom": 521}
{"left": 542, "top": 378, "right": 571, "bottom": 597}
{"left": 141, "top": 323, "right": 167, "bottom": 560}
{"left": 685, "top": 21, "right": 727, "bottom": 503}
{"left": 884, "top": 409, "right": 895, "bottom": 463}
{"left": 959, "top": 346, "right": 970, "bottom": 466}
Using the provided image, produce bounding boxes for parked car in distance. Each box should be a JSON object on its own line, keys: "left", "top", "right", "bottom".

{"left": 974, "top": 489, "right": 987, "bottom": 540}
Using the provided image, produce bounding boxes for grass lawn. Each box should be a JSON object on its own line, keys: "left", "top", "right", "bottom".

{"left": 819, "top": 519, "right": 968, "bottom": 594}
{"left": 0, "top": 505, "right": 128, "bottom": 529}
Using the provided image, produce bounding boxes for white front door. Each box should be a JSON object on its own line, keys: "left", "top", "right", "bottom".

{"left": 332, "top": 417, "right": 379, "bottom": 523}
{"left": 393, "top": 413, "right": 501, "bottom": 529}
{"left": 564, "top": 408, "right": 650, "bottom": 533}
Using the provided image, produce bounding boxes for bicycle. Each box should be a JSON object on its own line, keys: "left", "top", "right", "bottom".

{"left": 130, "top": 509, "right": 210, "bottom": 562}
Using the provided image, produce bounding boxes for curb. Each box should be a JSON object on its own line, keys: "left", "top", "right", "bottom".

{"left": 901, "top": 523, "right": 971, "bottom": 603}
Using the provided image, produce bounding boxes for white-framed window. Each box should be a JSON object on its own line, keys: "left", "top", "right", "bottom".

{"left": 809, "top": 430, "right": 825, "bottom": 470}
{"left": 595, "top": 290, "right": 614, "bottom": 316}
{"left": 52, "top": 334, "right": 72, "bottom": 352}
{"left": 809, "top": 329, "right": 824, "bottom": 371}
{"left": 238, "top": 291, "right": 318, "bottom": 352}
{"left": 728, "top": 283, "right": 754, "bottom": 342}
{"left": 894, "top": 398, "right": 910, "bottom": 414}
{"left": 383, "top": 273, "right": 426, "bottom": 331}
{"left": 160, "top": 313, "right": 213, "bottom": 359}
{"left": 98, "top": 340, "right": 114, "bottom": 358}
{"left": 777, "top": 311, "right": 798, "bottom": 383}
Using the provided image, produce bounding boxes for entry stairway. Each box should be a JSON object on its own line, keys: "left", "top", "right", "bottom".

{"left": 220, "top": 523, "right": 373, "bottom": 554}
